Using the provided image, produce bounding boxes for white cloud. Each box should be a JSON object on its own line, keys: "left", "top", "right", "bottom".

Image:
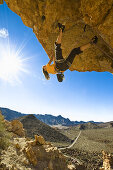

{"left": 0, "top": 28, "right": 9, "bottom": 38}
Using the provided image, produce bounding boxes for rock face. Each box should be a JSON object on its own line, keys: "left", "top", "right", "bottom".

{"left": 1, "top": 135, "right": 75, "bottom": 170}
{"left": 24, "top": 135, "right": 69, "bottom": 169}
{"left": 4, "top": 119, "right": 25, "bottom": 137}
{"left": 100, "top": 151, "right": 113, "bottom": 170}
{"left": 4, "top": 0, "right": 113, "bottom": 73}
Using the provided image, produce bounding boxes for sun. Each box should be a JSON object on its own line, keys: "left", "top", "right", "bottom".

{"left": 0, "top": 41, "right": 29, "bottom": 84}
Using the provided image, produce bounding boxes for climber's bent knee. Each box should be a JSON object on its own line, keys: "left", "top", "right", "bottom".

{"left": 66, "top": 47, "right": 83, "bottom": 64}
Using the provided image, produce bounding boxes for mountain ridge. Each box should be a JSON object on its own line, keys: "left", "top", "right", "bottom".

{"left": 18, "top": 114, "right": 71, "bottom": 143}
{"left": 0, "top": 107, "right": 103, "bottom": 126}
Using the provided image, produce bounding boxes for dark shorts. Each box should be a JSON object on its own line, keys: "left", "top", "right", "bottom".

{"left": 55, "top": 42, "right": 83, "bottom": 72}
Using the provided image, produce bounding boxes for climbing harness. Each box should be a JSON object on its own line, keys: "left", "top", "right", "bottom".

{"left": 55, "top": 58, "right": 71, "bottom": 67}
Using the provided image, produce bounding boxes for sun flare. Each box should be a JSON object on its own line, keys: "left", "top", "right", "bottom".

{"left": 0, "top": 41, "right": 29, "bottom": 84}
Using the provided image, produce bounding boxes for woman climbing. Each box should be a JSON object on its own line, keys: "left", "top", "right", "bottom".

{"left": 42, "top": 23, "right": 98, "bottom": 82}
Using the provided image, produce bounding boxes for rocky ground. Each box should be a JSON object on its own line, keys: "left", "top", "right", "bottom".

{"left": 53, "top": 127, "right": 113, "bottom": 169}
{"left": 0, "top": 136, "right": 75, "bottom": 170}
{"left": 62, "top": 148, "right": 103, "bottom": 170}
{"left": 0, "top": 117, "right": 81, "bottom": 170}
{"left": 0, "top": 114, "right": 113, "bottom": 169}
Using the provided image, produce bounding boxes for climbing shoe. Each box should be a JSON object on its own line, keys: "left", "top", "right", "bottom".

{"left": 90, "top": 36, "right": 98, "bottom": 44}
{"left": 58, "top": 23, "right": 65, "bottom": 32}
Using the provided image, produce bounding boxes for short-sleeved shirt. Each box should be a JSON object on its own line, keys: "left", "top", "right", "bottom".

{"left": 46, "top": 64, "right": 57, "bottom": 74}
{"left": 46, "top": 63, "right": 64, "bottom": 74}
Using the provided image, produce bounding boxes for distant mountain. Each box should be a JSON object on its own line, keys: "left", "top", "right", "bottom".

{"left": 78, "top": 122, "right": 100, "bottom": 130}
{"left": 98, "top": 121, "right": 113, "bottom": 128}
{"left": 35, "top": 114, "right": 76, "bottom": 126}
{"left": 18, "top": 114, "right": 71, "bottom": 143}
{"left": 35, "top": 114, "right": 102, "bottom": 126}
{"left": 0, "top": 107, "right": 26, "bottom": 121}
{"left": 0, "top": 107, "right": 103, "bottom": 126}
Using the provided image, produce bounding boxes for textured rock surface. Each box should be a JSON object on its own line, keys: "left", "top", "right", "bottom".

{"left": 100, "top": 151, "right": 113, "bottom": 170}
{"left": 18, "top": 114, "right": 71, "bottom": 143}
{"left": 4, "top": 119, "right": 25, "bottom": 137}
{"left": 4, "top": 0, "right": 113, "bottom": 73}
{"left": 1, "top": 135, "right": 75, "bottom": 170}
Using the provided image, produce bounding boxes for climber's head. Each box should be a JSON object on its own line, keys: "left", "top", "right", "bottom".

{"left": 42, "top": 65, "right": 50, "bottom": 80}
{"left": 56, "top": 72, "right": 64, "bottom": 82}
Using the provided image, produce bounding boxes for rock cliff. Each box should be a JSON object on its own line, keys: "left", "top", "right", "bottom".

{"left": 0, "top": 114, "right": 75, "bottom": 170}
{"left": 4, "top": 0, "right": 113, "bottom": 73}
{"left": 4, "top": 119, "right": 25, "bottom": 137}
{"left": 1, "top": 135, "right": 76, "bottom": 170}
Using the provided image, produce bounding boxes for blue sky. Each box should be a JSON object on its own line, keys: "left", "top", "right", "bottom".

{"left": 0, "top": 2, "right": 113, "bottom": 122}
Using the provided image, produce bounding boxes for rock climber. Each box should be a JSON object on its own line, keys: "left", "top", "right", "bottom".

{"left": 42, "top": 23, "right": 98, "bottom": 82}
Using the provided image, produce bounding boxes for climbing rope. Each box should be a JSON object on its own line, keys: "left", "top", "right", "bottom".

{"left": 93, "top": 28, "right": 113, "bottom": 55}
{"left": 94, "top": 44, "right": 113, "bottom": 61}
{"left": 83, "top": 24, "right": 113, "bottom": 62}
{"left": 83, "top": 22, "right": 113, "bottom": 54}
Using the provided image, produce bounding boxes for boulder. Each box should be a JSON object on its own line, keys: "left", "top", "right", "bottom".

{"left": 35, "top": 135, "right": 46, "bottom": 145}
{"left": 23, "top": 135, "right": 73, "bottom": 169}
{"left": 4, "top": 119, "right": 25, "bottom": 137}
{"left": 100, "top": 151, "right": 113, "bottom": 170}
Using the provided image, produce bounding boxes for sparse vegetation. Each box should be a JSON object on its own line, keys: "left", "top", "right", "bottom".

{"left": 60, "top": 127, "right": 113, "bottom": 153}
{"left": 0, "top": 111, "right": 11, "bottom": 153}
{"left": 18, "top": 114, "right": 71, "bottom": 143}
{"left": 53, "top": 127, "right": 113, "bottom": 169}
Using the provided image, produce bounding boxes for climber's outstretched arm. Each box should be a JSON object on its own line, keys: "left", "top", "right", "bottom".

{"left": 53, "top": 55, "right": 55, "bottom": 64}
{"left": 47, "top": 55, "right": 55, "bottom": 65}
{"left": 47, "top": 56, "right": 53, "bottom": 65}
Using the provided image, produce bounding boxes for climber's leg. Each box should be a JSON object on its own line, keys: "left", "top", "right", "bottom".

{"left": 66, "top": 36, "right": 98, "bottom": 65}
{"left": 66, "top": 47, "right": 83, "bottom": 64}
{"left": 80, "top": 36, "right": 98, "bottom": 51}
{"left": 55, "top": 23, "right": 65, "bottom": 44}
{"left": 80, "top": 43, "right": 91, "bottom": 51}
{"left": 56, "top": 29, "right": 63, "bottom": 44}
{"left": 54, "top": 29, "right": 63, "bottom": 61}
{"left": 54, "top": 24, "right": 65, "bottom": 61}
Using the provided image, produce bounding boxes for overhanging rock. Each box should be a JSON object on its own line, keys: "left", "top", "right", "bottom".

{"left": 4, "top": 0, "right": 113, "bottom": 73}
